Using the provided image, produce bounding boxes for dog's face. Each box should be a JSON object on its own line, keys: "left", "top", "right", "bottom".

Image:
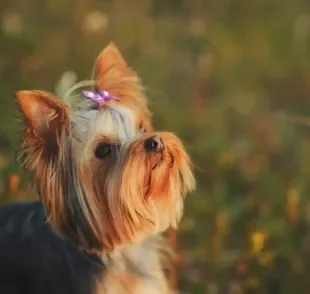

{"left": 17, "top": 44, "right": 195, "bottom": 252}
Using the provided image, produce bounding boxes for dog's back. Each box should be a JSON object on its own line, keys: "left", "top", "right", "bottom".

{"left": 0, "top": 201, "right": 104, "bottom": 294}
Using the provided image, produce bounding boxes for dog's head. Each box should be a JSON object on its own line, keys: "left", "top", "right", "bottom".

{"left": 17, "top": 43, "right": 195, "bottom": 252}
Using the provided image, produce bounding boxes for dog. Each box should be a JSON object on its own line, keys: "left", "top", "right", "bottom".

{"left": 0, "top": 43, "right": 195, "bottom": 294}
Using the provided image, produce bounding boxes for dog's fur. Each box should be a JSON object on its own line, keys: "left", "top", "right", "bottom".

{"left": 0, "top": 43, "right": 195, "bottom": 294}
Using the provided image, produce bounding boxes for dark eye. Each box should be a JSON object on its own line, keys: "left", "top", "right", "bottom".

{"left": 94, "top": 143, "right": 112, "bottom": 159}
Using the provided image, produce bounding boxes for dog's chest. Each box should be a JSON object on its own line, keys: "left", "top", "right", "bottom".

{"left": 96, "top": 243, "right": 171, "bottom": 294}
{"left": 97, "top": 267, "right": 169, "bottom": 294}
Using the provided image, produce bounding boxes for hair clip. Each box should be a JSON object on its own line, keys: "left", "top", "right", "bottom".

{"left": 82, "top": 90, "right": 120, "bottom": 106}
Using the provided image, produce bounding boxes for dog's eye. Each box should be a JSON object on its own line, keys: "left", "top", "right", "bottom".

{"left": 139, "top": 123, "right": 147, "bottom": 133}
{"left": 94, "top": 143, "right": 112, "bottom": 159}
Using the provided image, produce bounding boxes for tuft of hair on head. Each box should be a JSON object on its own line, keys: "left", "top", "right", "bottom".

{"left": 16, "top": 90, "right": 105, "bottom": 251}
{"left": 64, "top": 42, "right": 153, "bottom": 133}
{"left": 92, "top": 42, "right": 148, "bottom": 109}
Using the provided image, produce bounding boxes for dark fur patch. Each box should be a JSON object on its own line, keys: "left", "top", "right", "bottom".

{"left": 0, "top": 201, "right": 105, "bottom": 294}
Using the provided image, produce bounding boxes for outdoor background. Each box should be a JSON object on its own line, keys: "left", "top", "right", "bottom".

{"left": 1, "top": 0, "right": 310, "bottom": 293}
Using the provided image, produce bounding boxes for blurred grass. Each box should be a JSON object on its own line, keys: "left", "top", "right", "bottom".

{"left": 1, "top": 0, "right": 310, "bottom": 293}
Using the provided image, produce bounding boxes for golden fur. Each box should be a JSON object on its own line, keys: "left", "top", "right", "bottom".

{"left": 16, "top": 43, "right": 195, "bottom": 293}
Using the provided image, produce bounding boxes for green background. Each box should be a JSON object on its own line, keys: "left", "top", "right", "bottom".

{"left": 1, "top": 0, "right": 310, "bottom": 293}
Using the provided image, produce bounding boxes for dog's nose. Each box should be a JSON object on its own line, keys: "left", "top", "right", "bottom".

{"left": 144, "top": 135, "right": 164, "bottom": 152}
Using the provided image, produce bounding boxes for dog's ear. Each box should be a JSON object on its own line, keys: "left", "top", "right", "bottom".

{"left": 93, "top": 42, "right": 128, "bottom": 78}
{"left": 92, "top": 42, "right": 144, "bottom": 103}
{"left": 16, "top": 90, "right": 70, "bottom": 154}
{"left": 16, "top": 91, "right": 78, "bottom": 246}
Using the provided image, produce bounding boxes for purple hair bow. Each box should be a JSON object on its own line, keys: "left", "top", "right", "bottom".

{"left": 82, "top": 90, "right": 119, "bottom": 105}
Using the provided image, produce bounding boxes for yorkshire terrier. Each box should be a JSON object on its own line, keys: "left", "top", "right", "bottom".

{"left": 0, "top": 43, "right": 195, "bottom": 294}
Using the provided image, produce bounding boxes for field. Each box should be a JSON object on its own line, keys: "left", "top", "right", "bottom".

{"left": 1, "top": 0, "right": 310, "bottom": 293}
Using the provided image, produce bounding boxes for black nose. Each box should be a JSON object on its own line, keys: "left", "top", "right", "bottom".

{"left": 144, "top": 135, "right": 164, "bottom": 152}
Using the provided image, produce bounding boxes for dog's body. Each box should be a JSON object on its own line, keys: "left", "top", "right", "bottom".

{"left": 0, "top": 201, "right": 169, "bottom": 294}
{"left": 0, "top": 43, "right": 194, "bottom": 294}
{"left": 0, "top": 201, "right": 103, "bottom": 294}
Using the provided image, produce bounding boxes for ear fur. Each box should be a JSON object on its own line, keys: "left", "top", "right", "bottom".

{"left": 92, "top": 42, "right": 147, "bottom": 108}
{"left": 93, "top": 42, "right": 128, "bottom": 80}
{"left": 16, "top": 90, "right": 70, "bottom": 154}
{"left": 16, "top": 91, "right": 72, "bottom": 242}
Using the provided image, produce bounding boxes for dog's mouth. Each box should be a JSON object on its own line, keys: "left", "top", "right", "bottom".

{"left": 148, "top": 147, "right": 175, "bottom": 170}
{"left": 143, "top": 148, "right": 176, "bottom": 198}
{"left": 150, "top": 153, "right": 163, "bottom": 170}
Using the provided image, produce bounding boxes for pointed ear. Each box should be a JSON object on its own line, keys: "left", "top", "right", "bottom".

{"left": 16, "top": 90, "right": 70, "bottom": 153}
{"left": 92, "top": 42, "right": 143, "bottom": 101}
{"left": 94, "top": 42, "right": 127, "bottom": 79}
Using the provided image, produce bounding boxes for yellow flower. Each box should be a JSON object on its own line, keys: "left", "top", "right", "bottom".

{"left": 251, "top": 232, "right": 267, "bottom": 254}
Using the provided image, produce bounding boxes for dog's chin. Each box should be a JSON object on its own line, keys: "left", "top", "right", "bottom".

{"left": 149, "top": 152, "right": 165, "bottom": 170}
{"left": 143, "top": 149, "right": 170, "bottom": 197}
